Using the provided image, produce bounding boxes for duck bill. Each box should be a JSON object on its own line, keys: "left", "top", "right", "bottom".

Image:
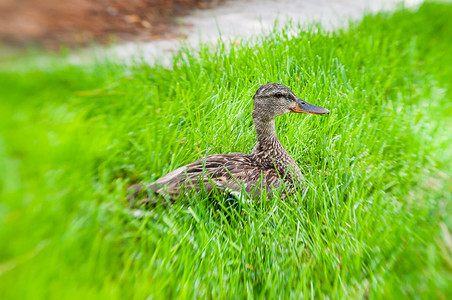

{"left": 290, "top": 98, "right": 330, "bottom": 115}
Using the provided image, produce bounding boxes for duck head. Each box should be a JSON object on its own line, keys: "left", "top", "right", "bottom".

{"left": 252, "top": 83, "right": 330, "bottom": 121}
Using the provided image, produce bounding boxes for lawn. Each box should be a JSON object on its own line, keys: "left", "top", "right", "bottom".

{"left": 0, "top": 2, "right": 451, "bottom": 299}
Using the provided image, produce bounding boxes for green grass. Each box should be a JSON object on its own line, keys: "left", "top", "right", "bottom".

{"left": 1, "top": 2, "right": 452, "bottom": 299}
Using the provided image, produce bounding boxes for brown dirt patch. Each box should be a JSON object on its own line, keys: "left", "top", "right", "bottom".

{"left": 0, "top": 0, "right": 222, "bottom": 49}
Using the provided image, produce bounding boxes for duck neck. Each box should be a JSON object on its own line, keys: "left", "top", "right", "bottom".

{"left": 252, "top": 117, "right": 285, "bottom": 154}
{"left": 251, "top": 116, "right": 302, "bottom": 183}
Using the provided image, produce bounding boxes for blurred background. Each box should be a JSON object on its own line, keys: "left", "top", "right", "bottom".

{"left": 0, "top": 0, "right": 222, "bottom": 49}
{"left": 0, "top": 0, "right": 422, "bottom": 51}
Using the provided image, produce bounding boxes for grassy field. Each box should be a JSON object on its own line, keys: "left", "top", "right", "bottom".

{"left": 1, "top": 2, "right": 452, "bottom": 299}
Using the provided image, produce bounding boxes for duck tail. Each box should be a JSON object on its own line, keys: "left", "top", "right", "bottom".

{"left": 126, "top": 182, "right": 159, "bottom": 207}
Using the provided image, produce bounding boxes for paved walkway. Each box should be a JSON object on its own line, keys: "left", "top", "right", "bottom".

{"left": 83, "top": 0, "right": 423, "bottom": 65}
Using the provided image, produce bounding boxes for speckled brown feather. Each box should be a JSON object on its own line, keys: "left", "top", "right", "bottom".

{"left": 146, "top": 152, "right": 294, "bottom": 199}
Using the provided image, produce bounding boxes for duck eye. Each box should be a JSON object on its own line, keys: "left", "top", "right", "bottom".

{"left": 275, "top": 92, "right": 283, "bottom": 98}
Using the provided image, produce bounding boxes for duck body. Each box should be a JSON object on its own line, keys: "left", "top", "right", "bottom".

{"left": 148, "top": 148, "right": 299, "bottom": 200}
{"left": 129, "top": 83, "right": 329, "bottom": 201}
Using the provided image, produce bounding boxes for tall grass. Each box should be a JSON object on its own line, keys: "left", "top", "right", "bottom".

{"left": 0, "top": 2, "right": 451, "bottom": 299}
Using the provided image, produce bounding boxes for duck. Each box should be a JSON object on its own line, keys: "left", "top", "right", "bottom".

{"left": 128, "top": 83, "right": 329, "bottom": 202}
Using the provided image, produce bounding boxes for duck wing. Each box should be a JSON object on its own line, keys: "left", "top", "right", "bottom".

{"left": 145, "top": 153, "right": 285, "bottom": 199}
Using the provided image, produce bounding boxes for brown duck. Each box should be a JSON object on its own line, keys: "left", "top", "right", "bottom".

{"left": 129, "top": 83, "right": 329, "bottom": 201}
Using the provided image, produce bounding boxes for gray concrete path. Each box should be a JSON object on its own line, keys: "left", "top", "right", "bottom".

{"left": 80, "top": 0, "right": 423, "bottom": 65}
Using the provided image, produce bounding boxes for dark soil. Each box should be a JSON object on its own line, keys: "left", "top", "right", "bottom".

{"left": 0, "top": 0, "right": 222, "bottom": 49}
